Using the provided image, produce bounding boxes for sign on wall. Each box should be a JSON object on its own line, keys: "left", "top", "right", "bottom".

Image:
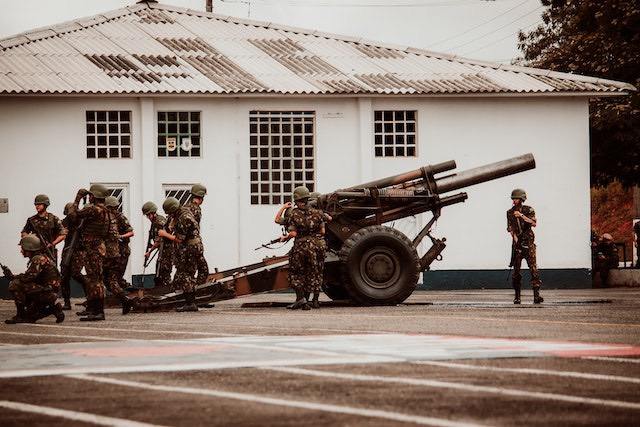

{"left": 166, "top": 137, "right": 177, "bottom": 152}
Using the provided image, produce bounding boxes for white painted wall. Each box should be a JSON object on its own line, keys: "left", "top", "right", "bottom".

{"left": 0, "top": 96, "right": 590, "bottom": 279}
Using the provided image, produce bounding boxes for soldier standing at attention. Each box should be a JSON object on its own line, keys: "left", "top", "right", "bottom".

{"left": 5, "top": 235, "right": 64, "bottom": 324}
{"left": 103, "top": 196, "right": 134, "bottom": 314}
{"left": 507, "top": 188, "right": 543, "bottom": 304}
{"left": 68, "top": 184, "right": 110, "bottom": 321}
{"left": 158, "top": 197, "right": 203, "bottom": 312}
{"left": 21, "top": 194, "right": 67, "bottom": 265}
{"left": 187, "top": 184, "right": 210, "bottom": 285}
{"left": 280, "top": 186, "right": 326, "bottom": 310}
{"left": 142, "top": 201, "right": 174, "bottom": 288}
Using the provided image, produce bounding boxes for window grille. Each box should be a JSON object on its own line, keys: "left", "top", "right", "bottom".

{"left": 157, "top": 111, "right": 201, "bottom": 157}
{"left": 163, "top": 184, "right": 194, "bottom": 206}
{"left": 92, "top": 183, "right": 129, "bottom": 215}
{"left": 86, "top": 111, "right": 131, "bottom": 159}
{"left": 374, "top": 110, "right": 417, "bottom": 157}
{"left": 249, "top": 111, "right": 315, "bottom": 205}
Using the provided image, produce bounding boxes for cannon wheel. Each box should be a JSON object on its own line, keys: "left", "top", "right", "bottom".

{"left": 339, "top": 225, "right": 420, "bottom": 305}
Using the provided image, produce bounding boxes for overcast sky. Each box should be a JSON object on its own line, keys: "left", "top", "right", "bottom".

{"left": 0, "top": 0, "right": 543, "bottom": 63}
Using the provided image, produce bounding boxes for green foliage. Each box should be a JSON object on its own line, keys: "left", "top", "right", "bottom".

{"left": 591, "top": 182, "right": 633, "bottom": 261}
{"left": 518, "top": 0, "right": 640, "bottom": 186}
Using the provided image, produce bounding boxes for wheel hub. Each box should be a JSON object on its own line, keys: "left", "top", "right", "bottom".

{"left": 359, "top": 247, "right": 401, "bottom": 289}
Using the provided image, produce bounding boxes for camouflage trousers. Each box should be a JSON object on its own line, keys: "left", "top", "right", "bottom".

{"left": 197, "top": 252, "right": 209, "bottom": 286}
{"left": 289, "top": 237, "right": 325, "bottom": 293}
{"left": 9, "top": 279, "right": 59, "bottom": 318}
{"left": 60, "top": 245, "right": 72, "bottom": 301}
{"left": 512, "top": 243, "right": 542, "bottom": 289}
{"left": 103, "top": 257, "right": 125, "bottom": 299}
{"left": 155, "top": 244, "right": 174, "bottom": 288}
{"left": 172, "top": 242, "right": 203, "bottom": 293}
{"left": 71, "top": 239, "right": 106, "bottom": 301}
{"left": 116, "top": 245, "right": 131, "bottom": 289}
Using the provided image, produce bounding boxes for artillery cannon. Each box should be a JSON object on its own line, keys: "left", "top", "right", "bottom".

{"left": 126, "top": 153, "right": 535, "bottom": 311}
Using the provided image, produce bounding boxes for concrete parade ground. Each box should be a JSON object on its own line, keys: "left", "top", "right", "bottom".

{"left": 0, "top": 288, "right": 639, "bottom": 427}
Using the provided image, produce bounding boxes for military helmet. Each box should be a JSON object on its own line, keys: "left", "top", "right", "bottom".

{"left": 309, "top": 191, "right": 321, "bottom": 201}
{"left": 20, "top": 234, "right": 42, "bottom": 252}
{"left": 63, "top": 202, "right": 74, "bottom": 216}
{"left": 89, "top": 183, "right": 109, "bottom": 199}
{"left": 34, "top": 194, "right": 50, "bottom": 207}
{"left": 141, "top": 201, "right": 158, "bottom": 215}
{"left": 162, "top": 197, "right": 181, "bottom": 215}
{"left": 191, "top": 183, "right": 207, "bottom": 198}
{"left": 293, "top": 186, "right": 310, "bottom": 202}
{"left": 510, "top": 188, "right": 527, "bottom": 201}
{"left": 105, "top": 196, "right": 119, "bottom": 208}
{"left": 602, "top": 233, "right": 613, "bottom": 241}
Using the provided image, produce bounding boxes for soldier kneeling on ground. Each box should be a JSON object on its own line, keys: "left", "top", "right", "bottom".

{"left": 4, "top": 235, "right": 64, "bottom": 324}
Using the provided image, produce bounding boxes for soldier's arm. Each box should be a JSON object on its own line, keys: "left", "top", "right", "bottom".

{"left": 519, "top": 208, "right": 537, "bottom": 227}
{"left": 17, "top": 257, "right": 44, "bottom": 283}
{"left": 118, "top": 215, "right": 134, "bottom": 239}
{"left": 21, "top": 219, "right": 32, "bottom": 238}
{"left": 275, "top": 203, "right": 292, "bottom": 224}
{"left": 51, "top": 216, "right": 67, "bottom": 247}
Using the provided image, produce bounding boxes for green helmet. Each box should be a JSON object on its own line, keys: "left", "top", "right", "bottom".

{"left": 162, "top": 197, "right": 181, "bottom": 215}
{"left": 191, "top": 183, "right": 207, "bottom": 198}
{"left": 63, "top": 202, "right": 74, "bottom": 216}
{"left": 89, "top": 183, "right": 109, "bottom": 199}
{"left": 293, "top": 186, "right": 310, "bottom": 202}
{"left": 20, "top": 234, "right": 42, "bottom": 251}
{"left": 141, "top": 201, "right": 158, "bottom": 215}
{"left": 511, "top": 188, "right": 527, "bottom": 201}
{"left": 34, "top": 194, "right": 50, "bottom": 207}
{"left": 309, "top": 191, "right": 321, "bottom": 201}
{"left": 105, "top": 196, "right": 119, "bottom": 208}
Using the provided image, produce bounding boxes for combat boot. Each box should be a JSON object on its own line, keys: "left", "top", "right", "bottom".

{"left": 79, "top": 300, "right": 105, "bottom": 321}
{"left": 53, "top": 303, "right": 65, "bottom": 323}
{"left": 513, "top": 287, "right": 521, "bottom": 305}
{"left": 5, "top": 304, "right": 32, "bottom": 324}
{"left": 287, "top": 289, "right": 308, "bottom": 310}
{"left": 62, "top": 298, "right": 72, "bottom": 311}
{"left": 309, "top": 292, "right": 320, "bottom": 309}
{"left": 176, "top": 293, "right": 198, "bottom": 312}
{"left": 76, "top": 300, "right": 92, "bottom": 316}
{"left": 533, "top": 287, "right": 544, "bottom": 304}
{"left": 120, "top": 296, "right": 132, "bottom": 315}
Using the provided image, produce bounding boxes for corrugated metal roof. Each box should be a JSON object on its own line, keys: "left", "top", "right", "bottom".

{"left": 0, "top": 1, "right": 634, "bottom": 96}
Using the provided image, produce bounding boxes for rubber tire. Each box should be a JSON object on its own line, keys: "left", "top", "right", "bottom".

{"left": 339, "top": 225, "right": 420, "bottom": 305}
{"left": 321, "top": 261, "right": 351, "bottom": 301}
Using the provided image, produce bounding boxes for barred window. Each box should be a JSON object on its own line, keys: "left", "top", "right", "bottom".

{"left": 86, "top": 111, "right": 131, "bottom": 159}
{"left": 374, "top": 110, "right": 417, "bottom": 157}
{"left": 92, "top": 183, "right": 129, "bottom": 215}
{"left": 249, "top": 111, "right": 315, "bottom": 205}
{"left": 157, "top": 111, "right": 201, "bottom": 157}
{"left": 163, "top": 184, "right": 194, "bottom": 206}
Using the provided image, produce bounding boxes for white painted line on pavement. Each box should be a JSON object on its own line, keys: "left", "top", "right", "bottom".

{"left": 583, "top": 356, "right": 640, "bottom": 364}
{"left": 0, "top": 400, "right": 166, "bottom": 427}
{"left": 0, "top": 356, "right": 396, "bottom": 379}
{"left": 0, "top": 330, "right": 119, "bottom": 341}
{"left": 69, "top": 374, "right": 488, "bottom": 427}
{"left": 413, "top": 360, "right": 640, "bottom": 384}
{"left": 263, "top": 367, "right": 640, "bottom": 411}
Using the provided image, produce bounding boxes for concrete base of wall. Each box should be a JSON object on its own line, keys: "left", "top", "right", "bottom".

{"left": 606, "top": 269, "right": 640, "bottom": 287}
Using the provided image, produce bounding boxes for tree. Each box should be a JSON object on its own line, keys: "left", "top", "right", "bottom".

{"left": 517, "top": 0, "right": 640, "bottom": 187}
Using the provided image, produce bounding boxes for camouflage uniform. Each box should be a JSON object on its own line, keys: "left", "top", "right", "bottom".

{"left": 172, "top": 207, "right": 203, "bottom": 294}
{"left": 8, "top": 253, "right": 61, "bottom": 320}
{"left": 69, "top": 203, "right": 109, "bottom": 305}
{"left": 21, "top": 213, "right": 67, "bottom": 265}
{"left": 151, "top": 214, "right": 174, "bottom": 288}
{"left": 114, "top": 210, "right": 133, "bottom": 289}
{"left": 507, "top": 205, "right": 541, "bottom": 290}
{"left": 104, "top": 210, "right": 125, "bottom": 298}
{"left": 187, "top": 199, "right": 209, "bottom": 285}
{"left": 288, "top": 207, "right": 326, "bottom": 293}
{"left": 60, "top": 212, "right": 80, "bottom": 301}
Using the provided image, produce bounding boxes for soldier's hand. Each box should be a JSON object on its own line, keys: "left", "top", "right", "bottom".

{"left": 513, "top": 211, "right": 523, "bottom": 218}
{"left": 157, "top": 229, "right": 168, "bottom": 238}
{"left": 144, "top": 250, "right": 151, "bottom": 258}
{"left": 279, "top": 235, "right": 289, "bottom": 242}
{"left": 77, "top": 188, "right": 89, "bottom": 197}
{"left": 283, "top": 202, "right": 292, "bottom": 209}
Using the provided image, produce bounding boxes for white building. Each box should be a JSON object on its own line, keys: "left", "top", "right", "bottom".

{"left": 0, "top": 1, "right": 634, "bottom": 291}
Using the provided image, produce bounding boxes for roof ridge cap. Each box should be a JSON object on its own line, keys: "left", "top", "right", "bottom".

{"left": 0, "top": 4, "right": 144, "bottom": 50}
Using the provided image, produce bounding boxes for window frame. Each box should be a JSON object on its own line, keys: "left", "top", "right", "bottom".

{"left": 156, "top": 110, "right": 203, "bottom": 159}
{"left": 85, "top": 110, "right": 133, "bottom": 160}
{"left": 373, "top": 109, "right": 418, "bottom": 158}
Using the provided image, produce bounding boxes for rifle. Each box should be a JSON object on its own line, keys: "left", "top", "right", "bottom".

{"left": 254, "top": 228, "right": 288, "bottom": 250}
{"left": 1, "top": 263, "right": 14, "bottom": 281}
{"left": 60, "top": 218, "right": 84, "bottom": 286}
{"left": 507, "top": 210, "right": 523, "bottom": 281}
{"left": 27, "top": 218, "right": 56, "bottom": 262}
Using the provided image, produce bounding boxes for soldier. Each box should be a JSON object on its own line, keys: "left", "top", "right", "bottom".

{"left": 280, "top": 186, "right": 326, "bottom": 310}
{"left": 158, "top": 197, "right": 203, "bottom": 312}
{"left": 187, "top": 184, "right": 210, "bottom": 285}
{"left": 5, "top": 235, "right": 64, "bottom": 324}
{"left": 60, "top": 202, "right": 79, "bottom": 310}
{"left": 595, "top": 233, "right": 619, "bottom": 287}
{"left": 103, "top": 196, "right": 134, "bottom": 314}
{"left": 68, "top": 184, "right": 110, "bottom": 321}
{"left": 21, "top": 194, "right": 67, "bottom": 265}
{"left": 507, "top": 188, "right": 543, "bottom": 304}
{"left": 142, "top": 201, "right": 174, "bottom": 289}
{"left": 105, "top": 197, "right": 134, "bottom": 290}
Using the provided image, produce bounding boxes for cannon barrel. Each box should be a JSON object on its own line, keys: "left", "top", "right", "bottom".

{"left": 347, "top": 160, "right": 457, "bottom": 190}
{"left": 434, "top": 153, "right": 535, "bottom": 194}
